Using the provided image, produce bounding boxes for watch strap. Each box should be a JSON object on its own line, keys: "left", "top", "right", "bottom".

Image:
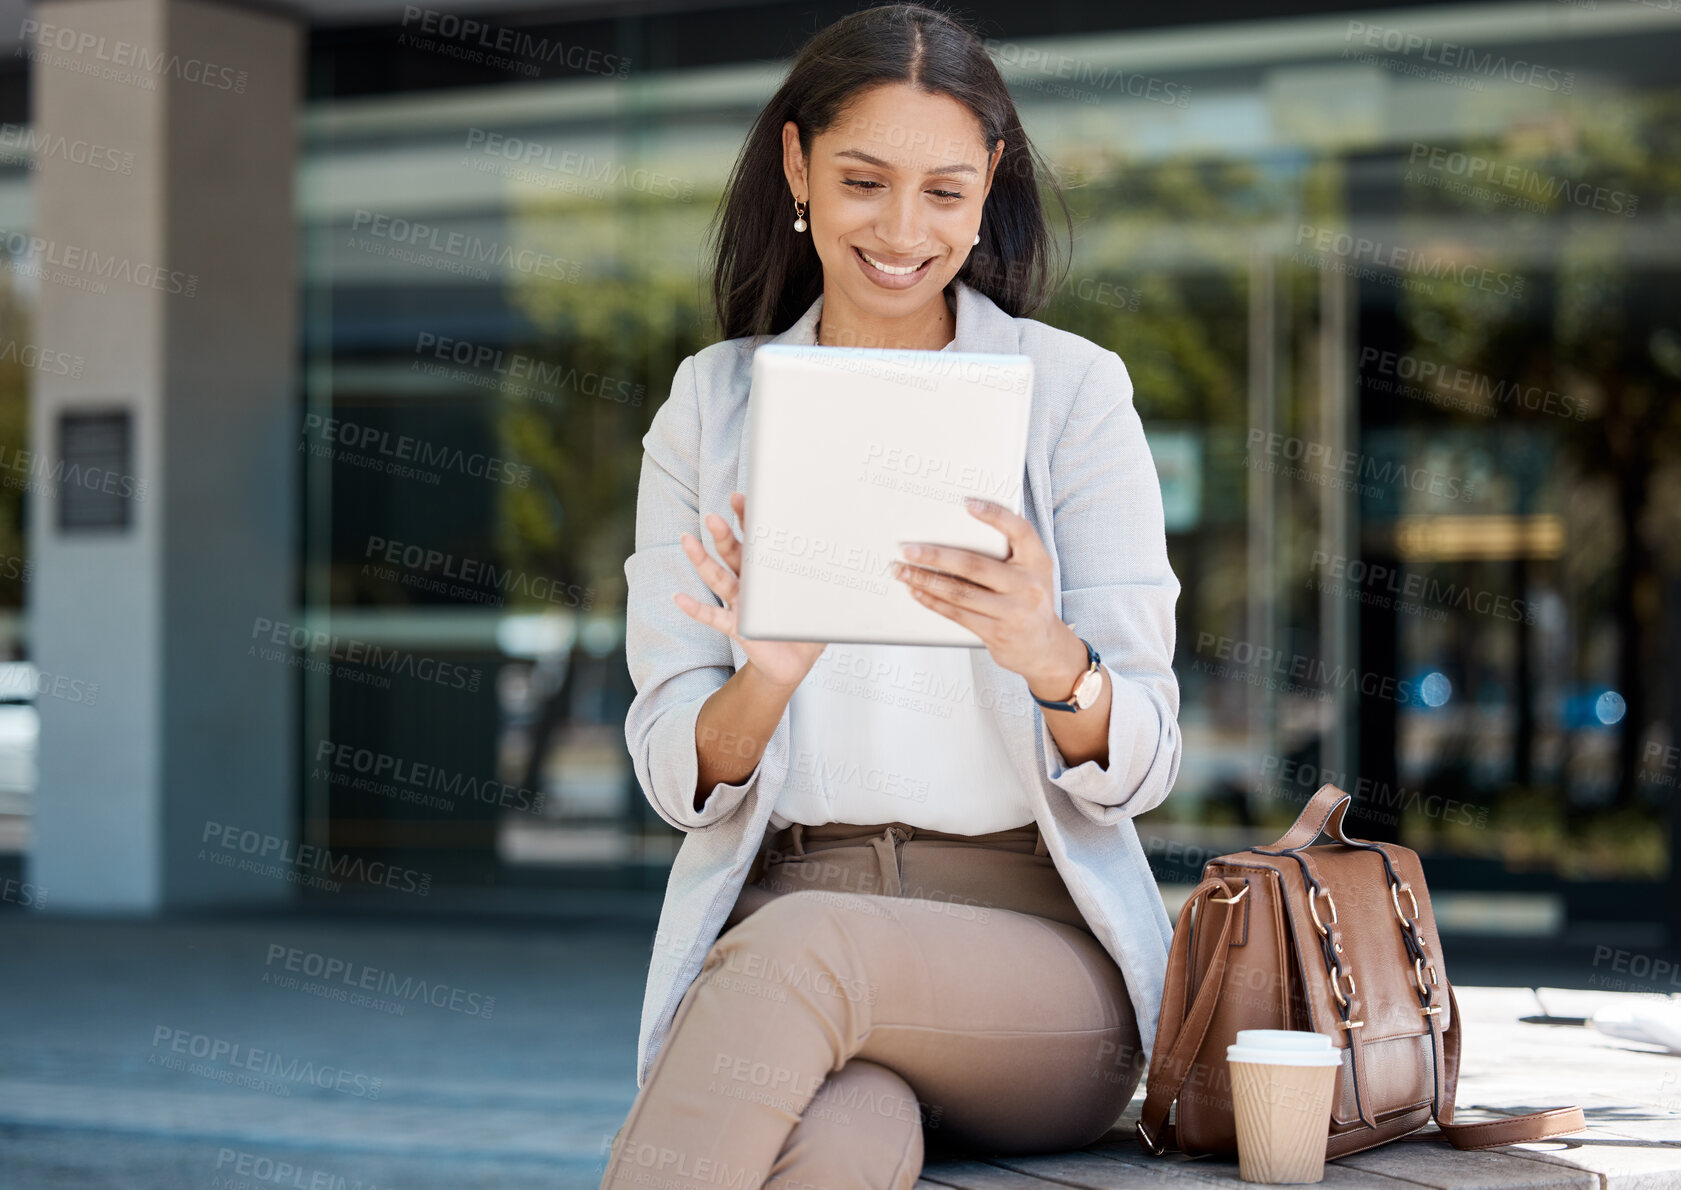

{"left": 1032, "top": 636, "right": 1100, "bottom": 712}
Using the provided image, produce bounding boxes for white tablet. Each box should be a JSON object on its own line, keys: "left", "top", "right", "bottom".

{"left": 735, "top": 343, "right": 1034, "bottom": 647}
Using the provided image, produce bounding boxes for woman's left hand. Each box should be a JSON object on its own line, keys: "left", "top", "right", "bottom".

{"left": 892, "top": 497, "right": 1085, "bottom": 698}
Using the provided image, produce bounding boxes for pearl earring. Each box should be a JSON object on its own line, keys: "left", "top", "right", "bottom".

{"left": 793, "top": 198, "right": 807, "bottom": 233}
{"left": 972, "top": 231, "right": 980, "bottom": 245}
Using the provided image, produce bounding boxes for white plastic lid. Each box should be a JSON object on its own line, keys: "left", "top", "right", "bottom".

{"left": 1227, "top": 1029, "right": 1344, "bottom": 1066}
{"left": 1237, "top": 1030, "right": 1333, "bottom": 1050}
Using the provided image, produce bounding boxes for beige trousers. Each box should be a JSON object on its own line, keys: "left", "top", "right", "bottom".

{"left": 600, "top": 819, "right": 1145, "bottom": 1190}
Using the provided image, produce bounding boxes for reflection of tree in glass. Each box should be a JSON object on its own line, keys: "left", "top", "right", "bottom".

{"left": 1394, "top": 92, "right": 1681, "bottom": 839}
{"left": 1047, "top": 154, "right": 1262, "bottom": 425}
{"left": 495, "top": 195, "right": 718, "bottom": 808}
{"left": 499, "top": 196, "right": 718, "bottom": 616}
{"left": 1048, "top": 152, "right": 1270, "bottom": 756}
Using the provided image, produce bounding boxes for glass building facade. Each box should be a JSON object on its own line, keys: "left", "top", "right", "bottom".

{"left": 2, "top": 1, "right": 1678, "bottom": 942}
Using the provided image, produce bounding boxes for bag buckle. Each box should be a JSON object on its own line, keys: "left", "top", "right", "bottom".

{"left": 1330, "top": 964, "right": 1358, "bottom": 1008}
{"left": 1136, "top": 1118, "right": 1166, "bottom": 1156}
{"left": 1413, "top": 956, "right": 1439, "bottom": 997}
{"left": 1308, "top": 886, "right": 1339, "bottom": 936}
{"left": 1391, "top": 882, "right": 1420, "bottom": 928}
{"left": 1210, "top": 884, "right": 1247, "bottom": 905}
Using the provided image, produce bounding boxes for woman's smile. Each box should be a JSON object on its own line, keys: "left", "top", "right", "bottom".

{"left": 852, "top": 244, "right": 936, "bottom": 288}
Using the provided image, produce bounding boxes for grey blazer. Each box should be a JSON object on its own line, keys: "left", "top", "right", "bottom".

{"left": 623, "top": 276, "right": 1183, "bottom": 1089}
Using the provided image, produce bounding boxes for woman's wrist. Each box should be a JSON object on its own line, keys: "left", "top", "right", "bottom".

{"left": 1024, "top": 619, "right": 1090, "bottom": 704}
{"left": 741, "top": 658, "right": 806, "bottom": 701}
{"left": 693, "top": 662, "right": 793, "bottom": 810}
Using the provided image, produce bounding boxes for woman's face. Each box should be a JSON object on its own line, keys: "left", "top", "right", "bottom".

{"left": 783, "top": 83, "right": 1003, "bottom": 321}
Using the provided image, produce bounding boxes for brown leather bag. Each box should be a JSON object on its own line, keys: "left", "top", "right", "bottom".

{"left": 1136, "top": 782, "right": 1586, "bottom": 1159}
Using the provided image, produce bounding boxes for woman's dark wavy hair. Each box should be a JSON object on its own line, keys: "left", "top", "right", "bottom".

{"left": 705, "top": 2, "right": 1073, "bottom": 341}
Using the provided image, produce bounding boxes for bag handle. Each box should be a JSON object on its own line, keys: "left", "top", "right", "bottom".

{"left": 1136, "top": 874, "right": 1249, "bottom": 1156}
{"left": 1268, "top": 782, "right": 1363, "bottom": 851}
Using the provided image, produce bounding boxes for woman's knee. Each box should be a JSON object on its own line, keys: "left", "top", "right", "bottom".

{"left": 1092, "top": 1020, "right": 1146, "bottom": 1105}
{"left": 766, "top": 1059, "right": 924, "bottom": 1190}
{"left": 1061, "top": 1011, "right": 1145, "bottom": 1148}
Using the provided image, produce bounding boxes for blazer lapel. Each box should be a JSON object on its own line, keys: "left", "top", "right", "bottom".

{"left": 948, "top": 285, "right": 1057, "bottom": 815}
{"left": 735, "top": 292, "right": 824, "bottom": 491}
{"left": 727, "top": 295, "right": 822, "bottom": 672}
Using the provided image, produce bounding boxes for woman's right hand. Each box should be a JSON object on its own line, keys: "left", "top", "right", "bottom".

{"left": 673, "top": 490, "right": 827, "bottom": 691}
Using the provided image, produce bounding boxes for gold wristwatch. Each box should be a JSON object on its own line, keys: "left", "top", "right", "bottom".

{"left": 1032, "top": 635, "right": 1102, "bottom": 713}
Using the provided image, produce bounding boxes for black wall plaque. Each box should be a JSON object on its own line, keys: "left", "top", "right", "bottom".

{"left": 57, "top": 409, "right": 136, "bottom": 533}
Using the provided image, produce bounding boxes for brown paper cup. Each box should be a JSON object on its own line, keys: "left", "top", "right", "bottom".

{"left": 1228, "top": 1059, "right": 1339, "bottom": 1183}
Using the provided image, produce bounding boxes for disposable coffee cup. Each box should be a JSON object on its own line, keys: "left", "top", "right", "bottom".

{"left": 1226, "top": 1029, "right": 1342, "bottom": 1184}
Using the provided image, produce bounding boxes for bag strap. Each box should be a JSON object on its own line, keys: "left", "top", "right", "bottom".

{"left": 1427, "top": 983, "right": 1586, "bottom": 1149}
{"left": 1135, "top": 874, "right": 1248, "bottom": 1156}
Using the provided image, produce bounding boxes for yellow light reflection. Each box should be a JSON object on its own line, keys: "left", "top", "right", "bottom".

{"left": 1393, "top": 515, "right": 1564, "bottom": 562}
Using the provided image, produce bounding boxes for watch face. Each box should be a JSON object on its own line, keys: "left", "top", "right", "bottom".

{"left": 1073, "top": 667, "right": 1103, "bottom": 709}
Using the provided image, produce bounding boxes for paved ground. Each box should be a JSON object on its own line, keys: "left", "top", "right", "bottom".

{"left": 0, "top": 911, "right": 641, "bottom": 1188}
{"left": 0, "top": 911, "right": 1677, "bottom": 1189}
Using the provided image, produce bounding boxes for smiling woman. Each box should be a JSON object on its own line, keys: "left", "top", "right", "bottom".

{"left": 786, "top": 85, "right": 1003, "bottom": 336}
{"left": 707, "top": 5, "right": 1073, "bottom": 350}
{"left": 601, "top": 4, "right": 1184, "bottom": 1188}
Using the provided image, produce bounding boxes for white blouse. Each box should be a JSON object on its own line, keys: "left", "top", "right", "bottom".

{"left": 769, "top": 641, "right": 1038, "bottom": 834}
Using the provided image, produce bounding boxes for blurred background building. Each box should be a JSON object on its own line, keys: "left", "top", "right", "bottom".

{"left": 0, "top": 0, "right": 1677, "bottom": 954}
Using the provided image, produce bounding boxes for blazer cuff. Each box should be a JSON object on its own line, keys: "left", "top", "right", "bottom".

{"left": 648, "top": 693, "right": 763, "bottom": 829}
{"left": 1037, "top": 663, "right": 1158, "bottom": 811}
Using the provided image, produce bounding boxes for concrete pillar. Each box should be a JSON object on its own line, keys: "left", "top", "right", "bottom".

{"left": 24, "top": 0, "right": 300, "bottom": 910}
